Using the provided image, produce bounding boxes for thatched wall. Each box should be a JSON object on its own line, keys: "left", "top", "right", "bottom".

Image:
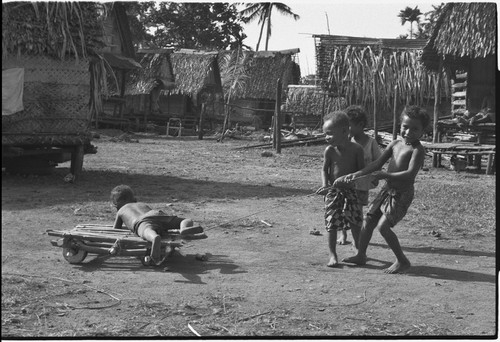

{"left": 283, "top": 85, "right": 346, "bottom": 117}
{"left": 2, "top": 56, "right": 91, "bottom": 146}
{"left": 314, "top": 35, "right": 448, "bottom": 123}
{"left": 2, "top": 2, "right": 131, "bottom": 145}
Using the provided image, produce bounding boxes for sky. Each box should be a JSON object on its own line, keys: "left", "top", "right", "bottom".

{"left": 239, "top": 1, "right": 439, "bottom": 76}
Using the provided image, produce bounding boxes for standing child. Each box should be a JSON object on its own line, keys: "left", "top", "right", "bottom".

{"left": 111, "top": 185, "right": 203, "bottom": 265}
{"left": 315, "top": 111, "right": 365, "bottom": 267}
{"left": 341, "top": 105, "right": 430, "bottom": 274}
{"left": 337, "top": 105, "right": 382, "bottom": 246}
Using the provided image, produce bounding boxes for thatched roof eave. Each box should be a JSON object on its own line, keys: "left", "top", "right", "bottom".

{"left": 421, "top": 2, "right": 497, "bottom": 72}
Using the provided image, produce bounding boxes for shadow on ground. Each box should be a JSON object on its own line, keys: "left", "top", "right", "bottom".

{"left": 73, "top": 252, "right": 246, "bottom": 285}
{"left": 369, "top": 242, "right": 496, "bottom": 258}
{"left": 2, "top": 169, "right": 312, "bottom": 211}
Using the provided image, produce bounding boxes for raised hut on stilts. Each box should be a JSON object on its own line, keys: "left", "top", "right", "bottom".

{"left": 2, "top": 2, "right": 136, "bottom": 178}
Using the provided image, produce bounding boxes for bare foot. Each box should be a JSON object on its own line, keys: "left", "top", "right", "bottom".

{"left": 337, "top": 231, "right": 348, "bottom": 245}
{"left": 336, "top": 237, "right": 348, "bottom": 245}
{"left": 150, "top": 236, "right": 162, "bottom": 263}
{"left": 342, "top": 254, "right": 366, "bottom": 265}
{"left": 384, "top": 260, "right": 411, "bottom": 274}
{"left": 180, "top": 225, "right": 203, "bottom": 236}
{"left": 327, "top": 255, "right": 339, "bottom": 267}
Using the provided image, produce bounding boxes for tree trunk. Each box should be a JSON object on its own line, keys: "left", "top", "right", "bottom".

{"left": 265, "top": 11, "right": 272, "bottom": 51}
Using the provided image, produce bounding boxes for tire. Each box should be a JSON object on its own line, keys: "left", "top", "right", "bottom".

{"left": 141, "top": 255, "right": 153, "bottom": 266}
{"left": 62, "top": 247, "right": 88, "bottom": 264}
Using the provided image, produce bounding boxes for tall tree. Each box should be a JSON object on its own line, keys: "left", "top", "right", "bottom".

{"left": 240, "top": 3, "right": 299, "bottom": 51}
{"left": 413, "top": 4, "right": 445, "bottom": 40}
{"left": 398, "top": 6, "right": 422, "bottom": 39}
{"left": 123, "top": 2, "right": 248, "bottom": 50}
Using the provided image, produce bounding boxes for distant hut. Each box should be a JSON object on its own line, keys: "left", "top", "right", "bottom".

{"left": 221, "top": 49, "right": 301, "bottom": 128}
{"left": 124, "top": 49, "right": 222, "bottom": 129}
{"left": 420, "top": 2, "right": 497, "bottom": 137}
{"left": 283, "top": 85, "right": 346, "bottom": 129}
{"left": 2, "top": 2, "right": 135, "bottom": 176}
{"left": 97, "top": 2, "right": 142, "bottom": 128}
{"left": 314, "top": 34, "right": 446, "bottom": 131}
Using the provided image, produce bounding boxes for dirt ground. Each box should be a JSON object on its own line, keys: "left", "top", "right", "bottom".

{"left": 1, "top": 130, "right": 497, "bottom": 337}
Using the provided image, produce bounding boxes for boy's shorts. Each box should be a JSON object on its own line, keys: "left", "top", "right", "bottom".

{"left": 366, "top": 185, "right": 414, "bottom": 227}
{"left": 134, "top": 209, "right": 184, "bottom": 235}
{"left": 324, "top": 188, "right": 363, "bottom": 232}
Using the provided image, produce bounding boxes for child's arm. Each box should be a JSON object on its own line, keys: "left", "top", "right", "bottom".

{"left": 371, "top": 139, "right": 382, "bottom": 161}
{"left": 344, "top": 140, "right": 395, "bottom": 181}
{"left": 113, "top": 214, "right": 125, "bottom": 230}
{"left": 316, "top": 148, "right": 332, "bottom": 195}
{"left": 374, "top": 145, "right": 425, "bottom": 182}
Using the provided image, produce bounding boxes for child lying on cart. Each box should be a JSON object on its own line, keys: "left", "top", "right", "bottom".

{"left": 111, "top": 185, "right": 203, "bottom": 265}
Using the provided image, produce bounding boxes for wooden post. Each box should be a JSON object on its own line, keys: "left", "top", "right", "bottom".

{"left": 275, "top": 79, "right": 282, "bottom": 154}
{"left": 392, "top": 85, "right": 398, "bottom": 141}
{"left": 486, "top": 154, "right": 494, "bottom": 175}
{"left": 432, "top": 58, "right": 443, "bottom": 167}
{"left": 373, "top": 79, "right": 378, "bottom": 143}
{"left": 70, "top": 145, "right": 84, "bottom": 179}
{"left": 321, "top": 91, "right": 327, "bottom": 126}
{"left": 198, "top": 103, "right": 205, "bottom": 140}
{"left": 221, "top": 97, "right": 231, "bottom": 142}
{"left": 271, "top": 115, "right": 276, "bottom": 148}
{"left": 119, "top": 69, "right": 126, "bottom": 119}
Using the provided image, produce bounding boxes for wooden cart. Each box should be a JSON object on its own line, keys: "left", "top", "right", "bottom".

{"left": 47, "top": 224, "right": 207, "bottom": 266}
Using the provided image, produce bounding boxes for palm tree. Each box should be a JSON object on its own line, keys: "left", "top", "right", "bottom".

{"left": 398, "top": 6, "right": 422, "bottom": 39}
{"left": 240, "top": 3, "right": 299, "bottom": 51}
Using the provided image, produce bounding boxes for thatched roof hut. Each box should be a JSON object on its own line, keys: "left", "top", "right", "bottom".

{"left": 421, "top": 3, "right": 496, "bottom": 72}
{"left": 220, "top": 49, "right": 301, "bottom": 101}
{"left": 127, "top": 49, "right": 221, "bottom": 100}
{"left": 283, "top": 85, "right": 346, "bottom": 116}
{"left": 217, "top": 49, "right": 300, "bottom": 126}
{"left": 420, "top": 2, "right": 496, "bottom": 112}
{"left": 2, "top": 2, "right": 103, "bottom": 146}
{"left": 2, "top": 2, "right": 137, "bottom": 175}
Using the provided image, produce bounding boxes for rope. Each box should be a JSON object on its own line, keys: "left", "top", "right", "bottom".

{"left": 202, "top": 174, "right": 372, "bottom": 232}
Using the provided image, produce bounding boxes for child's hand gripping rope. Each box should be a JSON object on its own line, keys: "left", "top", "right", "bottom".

{"left": 315, "top": 174, "right": 372, "bottom": 196}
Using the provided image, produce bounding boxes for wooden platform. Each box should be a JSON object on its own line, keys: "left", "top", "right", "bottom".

{"left": 437, "top": 120, "right": 495, "bottom": 145}
{"left": 422, "top": 141, "right": 495, "bottom": 174}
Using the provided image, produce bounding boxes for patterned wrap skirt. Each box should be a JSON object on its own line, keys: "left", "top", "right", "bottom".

{"left": 366, "top": 184, "right": 414, "bottom": 227}
{"left": 324, "top": 188, "right": 363, "bottom": 232}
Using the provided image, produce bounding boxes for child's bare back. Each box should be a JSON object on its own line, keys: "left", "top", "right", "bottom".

{"left": 114, "top": 202, "right": 154, "bottom": 231}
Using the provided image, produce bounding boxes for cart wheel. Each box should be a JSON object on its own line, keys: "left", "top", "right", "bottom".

{"left": 165, "top": 245, "right": 175, "bottom": 257}
{"left": 141, "top": 255, "right": 153, "bottom": 266}
{"left": 62, "top": 247, "right": 88, "bottom": 264}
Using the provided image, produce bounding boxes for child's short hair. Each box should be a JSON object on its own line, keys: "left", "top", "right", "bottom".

{"left": 345, "top": 105, "right": 368, "bottom": 127}
{"left": 324, "top": 111, "right": 350, "bottom": 129}
{"left": 401, "top": 106, "right": 430, "bottom": 130}
{"left": 110, "top": 185, "right": 136, "bottom": 206}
